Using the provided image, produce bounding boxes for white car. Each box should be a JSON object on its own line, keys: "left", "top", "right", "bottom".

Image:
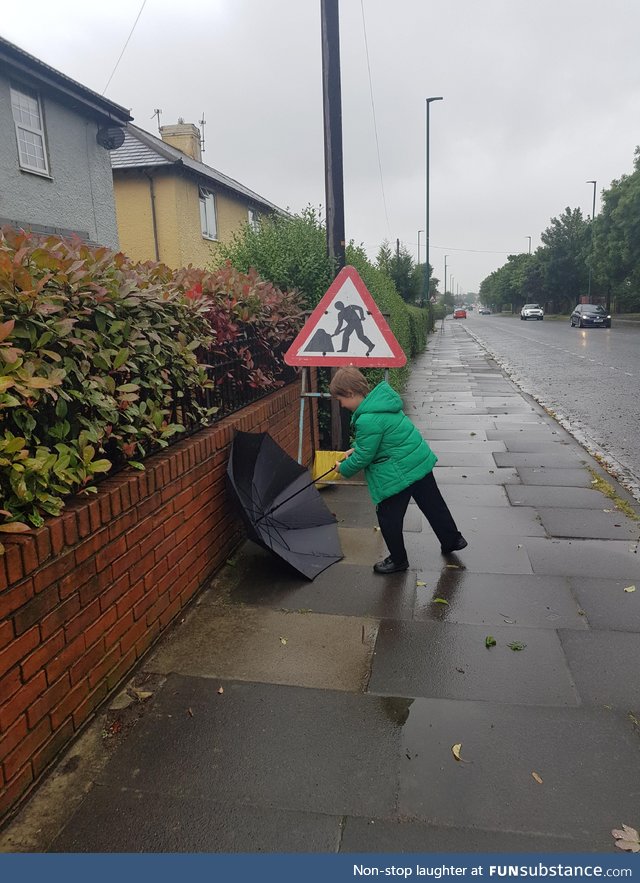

{"left": 521, "top": 303, "right": 544, "bottom": 320}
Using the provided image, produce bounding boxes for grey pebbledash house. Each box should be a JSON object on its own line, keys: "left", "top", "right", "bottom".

{"left": 0, "top": 35, "right": 132, "bottom": 247}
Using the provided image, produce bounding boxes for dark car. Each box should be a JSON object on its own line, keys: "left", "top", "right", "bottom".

{"left": 570, "top": 304, "right": 611, "bottom": 328}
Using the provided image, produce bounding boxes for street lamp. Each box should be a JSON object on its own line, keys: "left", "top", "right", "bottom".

{"left": 424, "top": 96, "right": 443, "bottom": 305}
{"left": 450, "top": 275, "right": 454, "bottom": 300}
{"left": 417, "top": 229, "right": 424, "bottom": 264}
{"left": 525, "top": 236, "right": 531, "bottom": 254}
{"left": 586, "top": 180, "right": 597, "bottom": 299}
{"left": 444, "top": 255, "right": 449, "bottom": 296}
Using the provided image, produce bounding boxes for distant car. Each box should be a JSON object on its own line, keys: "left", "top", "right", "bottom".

{"left": 453, "top": 308, "right": 467, "bottom": 319}
{"left": 570, "top": 304, "right": 611, "bottom": 328}
{"left": 478, "top": 307, "right": 491, "bottom": 315}
{"left": 521, "top": 303, "right": 544, "bottom": 320}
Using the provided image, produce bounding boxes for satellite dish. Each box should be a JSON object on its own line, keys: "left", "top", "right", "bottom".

{"left": 96, "top": 126, "right": 125, "bottom": 151}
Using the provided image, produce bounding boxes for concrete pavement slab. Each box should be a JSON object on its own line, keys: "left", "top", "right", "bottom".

{"left": 523, "top": 537, "right": 640, "bottom": 579}
{"left": 495, "top": 452, "right": 586, "bottom": 468}
{"left": 536, "top": 507, "right": 640, "bottom": 539}
{"left": 567, "top": 576, "right": 640, "bottom": 632}
{"left": 367, "top": 621, "right": 578, "bottom": 704}
{"left": 430, "top": 452, "right": 499, "bottom": 468}
{"left": 404, "top": 532, "right": 534, "bottom": 574}
{"left": 412, "top": 572, "right": 586, "bottom": 629}
{"left": 424, "top": 429, "right": 489, "bottom": 440}
{"left": 433, "top": 466, "right": 520, "bottom": 484}
{"left": 486, "top": 430, "right": 568, "bottom": 446}
{"left": 462, "top": 505, "right": 546, "bottom": 536}
{"left": 517, "top": 468, "right": 593, "bottom": 487}
{"left": 559, "top": 629, "right": 640, "bottom": 707}
{"left": 427, "top": 440, "right": 507, "bottom": 452}
{"left": 145, "top": 605, "right": 377, "bottom": 692}
{"left": 437, "top": 485, "right": 511, "bottom": 506}
{"left": 51, "top": 787, "right": 341, "bottom": 853}
{"left": 505, "top": 486, "right": 612, "bottom": 508}
{"left": 395, "top": 699, "right": 638, "bottom": 845}
{"left": 83, "top": 676, "right": 402, "bottom": 818}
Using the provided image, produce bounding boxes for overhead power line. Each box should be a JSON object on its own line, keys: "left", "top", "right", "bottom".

{"left": 103, "top": 0, "right": 148, "bottom": 95}
{"left": 360, "top": 0, "right": 391, "bottom": 236}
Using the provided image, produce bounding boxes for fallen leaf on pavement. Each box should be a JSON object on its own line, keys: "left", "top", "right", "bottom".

{"left": 187, "top": 708, "right": 194, "bottom": 718}
{"left": 131, "top": 689, "right": 153, "bottom": 702}
{"left": 451, "top": 743, "right": 471, "bottom": 763}
{"left": 279, "top": 636, "right": 287, "bottom": 645}
{"left": 485, "top": 636, "right": 497, "bottom": 648}
{"left": 508, "top": 641, "right": 527, "bottom": 651}
{"left": 217, "top": 687, "right": 224, "bottom": 694}
{"left": 612, "top": 825, "right": 640, "bottom": 852}
{"left": 433, "top": 597, "right": 449, "bottom": 605}
{"left": 416, "top": 580, "right": 427, "bottom": 587}
{"left": 531, "top": 772, "right": 543, "bottom": 784}
{"left": 624, "top": 585, "right": 636, "bottom": 593}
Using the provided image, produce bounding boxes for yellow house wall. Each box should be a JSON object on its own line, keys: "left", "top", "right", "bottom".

{"left": 114, "top": 169, "right": 260, "bottom": 269}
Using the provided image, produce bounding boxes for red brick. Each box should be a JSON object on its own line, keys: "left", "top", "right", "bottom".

{"left": 146, "top": 592, "right": 170, "bottom": 626}
{"left": 31, "top": 528, "right": 52, "bottom": 566}
{"left": 95, "top": 536, "right": 126, "bottom": 573}
{"left": 102, "top": 600, "right": 134, "bottom": 647}
{"left": 108, "top": 507, "right": 137, "bottom": 542}
{"left": 50, "top": 680, "right": 89, "bottom": 729}
{"left": 0, "top": 764, "right": 33, "bottom": 819}
{"left": 87, "top": 644, "right": 121, "bottom": 690}
{"left": 119, "top": 617, "right": 149, "bottom": 656}
{"left": 99, "top": 572, "right": 130, "bottom": 613}
{"left": 18, "top": 540, "right": 39, "bottom": 577}
{"left": 98, "top": 493, "right": 112, "bottom": 524}
{"left": 124, "top": 518, "right": 154, "bottom": 551}
{"left": 4, "top": 544, "right": 24, "bottom": 584}
{"left": 0, "top": 671, "right": 47, "bottom": 733}
{"left": 69, "top": 638, "right": 106, "bottom": 686}
{"left": 72, "top": 681, "right": 108, "bottom": 729}
{"left": 20, "top": 630, "right": 65, "bottom": 682}
{"left": 32, "top": 717, "right": 75, "bottom": 778}
{"left": 26, "top": 673, "right": 71, "bottom": 728}
{"left": 76, "top": 505, "right": 91, "bottom": 538}
{"left": 64, "top": 598, "right": 101, "bottom": 643}
{"left": 111, "top": 544, "right": 143, "bottom": 582}
{"left": 106, "top": 647, "right": 137, "bottom": 690}
{"left": 0, "top": 714, "right": 27, "bottom": 762}
{"left": 128, "top": 549, "right": 156, "bottom": 587}
{"left": 33, "top": 551, "right": 75, "bottom": 594}
{"left": 84, "top": 607, "right": 117, "bottom": 650}
{"left": 119, "top": 483, "right": 132, "bottom": 511}
{"left": 59, "top": 557, "right": 96, "bottom": 600}
{"left": 138, "top": 524, "right": 165, "bottom": 559}
{"left": 12, "top": 584, "right": 60, "bottom": 636}
{"left": 49, "top": 518, "right": 65, "bottom": 555}
{"left": 40, "top": 594, "right": 81, "bottom": 640}
{"left": 0, "top": 668, "right": 21, "bottom": 707}
{"left": 3, "top": 716, "right": 51, "bottom": 780}
{"left": 45, "top": 634, "right": 85, "bottom": 685}
{"left": 115, "top": 580, "right": 144, "bottom": 618}
{"left": 159, "top": 596, "right": 182, "bottom": 630}
{"left": 133, "top": 588, "right": 157, "bottom": 622}
{"left": 0, "top": 620, "right": 14, "bottom": 652}
{"left": 62, "top": 512, "right": 79, "bottom": 547}
{"left": 88, "top": 499, "right": 102, "bottom": 533}
{"left": 74, "top": 528, "right": 109, "bottom": 565}
{"left": 109, "top": 485, "right": 122, "bottom": 518}
{"left": 0, "top": 627, "right": 40, "bottom": 679}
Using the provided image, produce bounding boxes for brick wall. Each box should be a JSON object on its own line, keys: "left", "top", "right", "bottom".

{"left": 0, "top": 378, "right": 317, "bottom": 820}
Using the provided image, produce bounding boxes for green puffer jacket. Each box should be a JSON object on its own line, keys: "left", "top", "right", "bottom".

{"left": 337, "top": 381, "right": 438, "bottom": 504}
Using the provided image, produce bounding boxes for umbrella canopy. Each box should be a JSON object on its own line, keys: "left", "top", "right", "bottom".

{"left": 226, "top": 431, "right": 343, "bottom": 580}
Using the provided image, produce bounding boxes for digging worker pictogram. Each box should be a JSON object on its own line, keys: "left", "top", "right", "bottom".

{"left": 330, "top": 301, "right": 375, "bottom": 355}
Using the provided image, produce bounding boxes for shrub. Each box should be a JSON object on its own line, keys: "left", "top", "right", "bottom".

{"left": 0, "top": 228, "right": 303, "bottom": 536}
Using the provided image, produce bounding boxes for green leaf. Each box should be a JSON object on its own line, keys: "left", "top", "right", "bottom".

{"left": 485, "top": 636, "right": 497, "bottom": 648}
{"left": 507, "top": 641, "right": 527, "bottom": 651}
{"left": 432, "top": 597, "right": 449, "bottom": 605}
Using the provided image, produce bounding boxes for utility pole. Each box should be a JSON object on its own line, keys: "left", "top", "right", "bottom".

{"left": 321, "top": 0, "right": 347, "bottom": 448}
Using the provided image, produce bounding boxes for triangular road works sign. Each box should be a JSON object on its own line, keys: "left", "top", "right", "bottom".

{"left": 285, "top": 266, "right": 407, "bottom": 368}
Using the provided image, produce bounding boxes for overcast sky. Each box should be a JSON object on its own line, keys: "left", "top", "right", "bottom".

{"left": 4, "top": 0, "right": 640, "bottom": 292}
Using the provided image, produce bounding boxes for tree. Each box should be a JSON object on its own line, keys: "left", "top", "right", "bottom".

{"left": 538, "top": 207, "right": 590, "bottom": 312}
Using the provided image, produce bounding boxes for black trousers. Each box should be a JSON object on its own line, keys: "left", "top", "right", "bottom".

{"left": 376, "top": 471, "right": 461, "bottom": 564}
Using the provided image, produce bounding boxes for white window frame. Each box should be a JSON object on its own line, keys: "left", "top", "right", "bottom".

{"left": 10, "top": 84, "right": 50, "bottom": 176}
{"left": 199, "top": 187, "right": 218, "bottom": 240}
{"left": 248, "top": 208, "right": 259, "bottom": 230}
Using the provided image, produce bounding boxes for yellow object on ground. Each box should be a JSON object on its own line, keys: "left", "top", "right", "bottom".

{"left": 312, "top": 450, "right": 345, "bottom": 482}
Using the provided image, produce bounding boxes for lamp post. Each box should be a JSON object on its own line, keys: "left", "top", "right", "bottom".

{"left": 450, "top": 276, "right": 454, "bottom": 301}
{"left": 417, "top": 229, "right": 424, "bottom": 264}
{"left": 525, "top": 236, "right": 531, "bottom": 254}
{"left": 444, "top": 254, "right": 449, "bottom": 296}
{"left": 424, "top": 96, "right": 443, "bottom": 306}
{"left": 586, "top": 180, "right": 597, "bottom": 300}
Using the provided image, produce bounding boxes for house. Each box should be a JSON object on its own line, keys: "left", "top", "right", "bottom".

{"left": 0, "top": 36, "right": 132, "bottom": 247}
{"left": 110, "top": 121, "right": 283, "bottom": 268}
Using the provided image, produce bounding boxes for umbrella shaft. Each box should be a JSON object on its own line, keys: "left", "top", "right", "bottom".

{"left": 256, "top": 465, "right": 336, "bottom": 523}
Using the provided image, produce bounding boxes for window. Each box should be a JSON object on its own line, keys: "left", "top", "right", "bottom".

{"left": 10, "top": 85, "right": 49, "bottom": 175}
{"left": 248, "top": 208, "right": 259, "bottom": 230}
{"left": 199, "top": 188, "right": 217, "bottom": 240}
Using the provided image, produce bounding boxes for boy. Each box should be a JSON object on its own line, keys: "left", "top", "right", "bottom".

{"left": 330, "top": 366, "right": 467, "bottom": 574}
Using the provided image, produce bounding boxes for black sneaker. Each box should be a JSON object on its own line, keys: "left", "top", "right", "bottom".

{"left": 373, "top": 557, "right": 409, "bottom": 574}
{"left": 441, "top": 536, "right": 468, "bottom": 556}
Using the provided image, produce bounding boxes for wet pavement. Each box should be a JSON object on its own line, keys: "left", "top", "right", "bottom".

{"left": 2, "top": 321, "right": 640, "bottom": 854}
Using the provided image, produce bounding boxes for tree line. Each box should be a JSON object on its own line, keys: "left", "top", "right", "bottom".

{"left": 480, "top": 147, "right": 640, "bottom": 314}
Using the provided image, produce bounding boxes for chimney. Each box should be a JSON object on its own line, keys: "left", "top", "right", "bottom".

{"left": 159, "top": 119, "right": 202, "bottom": 162}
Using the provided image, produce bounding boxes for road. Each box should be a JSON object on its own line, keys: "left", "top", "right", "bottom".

{"left": 459, "top": 312, "right": 640, "bottom": 499}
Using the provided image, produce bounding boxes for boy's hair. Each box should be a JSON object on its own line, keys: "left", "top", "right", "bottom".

{"left": 329, "top": 366, "right": 370, "bottom": 398}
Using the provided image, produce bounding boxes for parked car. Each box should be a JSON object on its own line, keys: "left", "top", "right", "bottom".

{"left": 570, "top": 304, "right": 611, "bottom": 328}
{"left": 453, "top": 308, "right": 467, "bottom": 319}
{"left": 478, "top": 307, "right": 491, "bottom": 315}
{"left": 521, "top": 303, "right": 544, "bottom": 320}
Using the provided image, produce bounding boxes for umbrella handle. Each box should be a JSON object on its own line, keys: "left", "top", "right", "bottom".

{"left": 256, "top": 465, "right": 338, "bottom": 523}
